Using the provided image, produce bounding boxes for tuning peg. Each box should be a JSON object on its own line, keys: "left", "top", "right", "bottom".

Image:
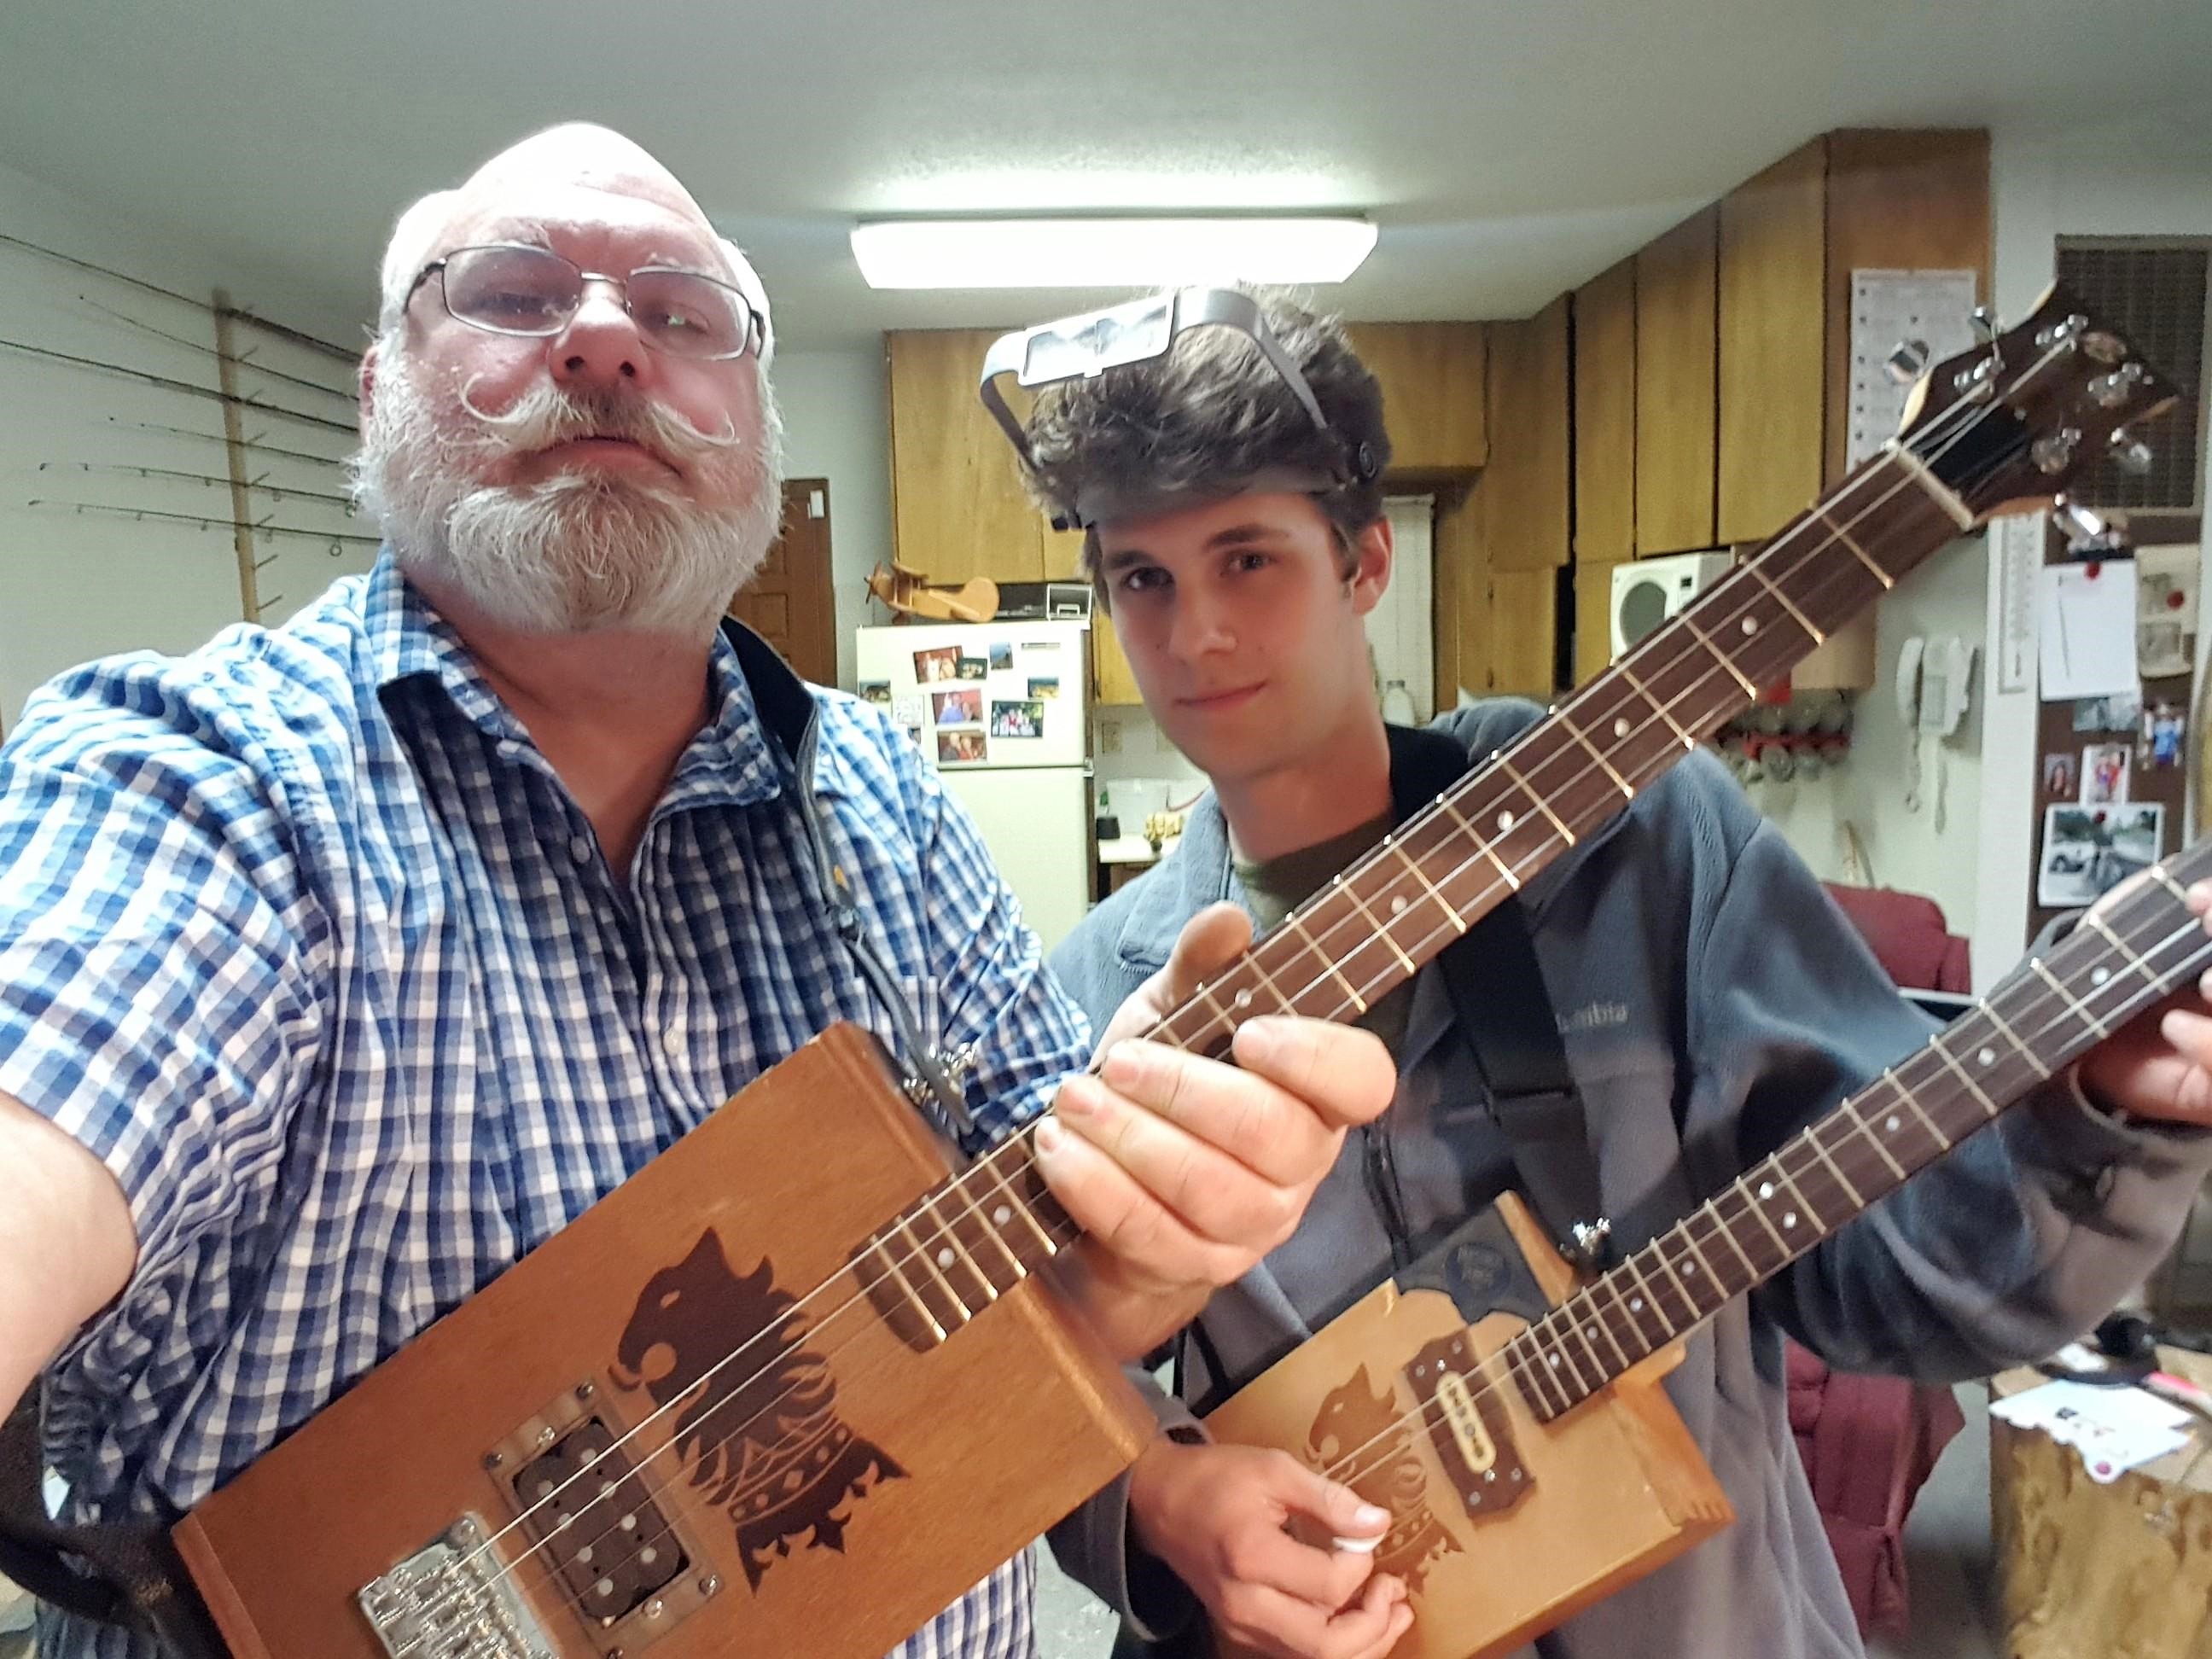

{"left": 2109, "top": 429, "right": 2156, "bottom": 475}
{"left": 2052, "top": 497, "right": 2128, "bottom": 555}
{"left": 2090, "top": 361, "right": 2149, "bottom": 408}
{"left": 1969, "top": 306, "right": 2000, "bottom": 346}
{"left": 1884, "top": 339, "right": 1930, "bottom": 385}
{"left": 2032, "top": 427, "right": 2081, "bottom": 475}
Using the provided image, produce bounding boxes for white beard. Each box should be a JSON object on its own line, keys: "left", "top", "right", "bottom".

{"left": 352, "top": 355, "right": 787, "bottom": 636}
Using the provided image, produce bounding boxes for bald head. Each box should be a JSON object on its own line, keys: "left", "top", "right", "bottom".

{"left": 373, "top": 123, "right": 771, "bottom": 362}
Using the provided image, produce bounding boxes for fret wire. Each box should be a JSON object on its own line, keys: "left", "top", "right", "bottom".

{"left": 1676, "top": 610, "right": 1761, "bottom": 699}
{"left": 1685, "top": 1203, "right": 1762, "bottom": 1290}
{"left": 870, "top": 1236, "right": 946, "bottom": 1342}
{"left": 1669, "top": 1224, "right": 1723, "bottom": 1307}
{"left": 1876, "top": 1069, "right": 1953, "bottom": 1151}
{"left": 2149, "top": 864, "right": 2192, "bottom": 907}
{"left": 1509, "top": 1330, "right": 1570, "bottom": 1416}
{"left": 933, "top": 1185, "right": 1017, "bottom": 1301}
{"left": 985, "top": 1144, "right": 1063, "bottom": 1260}
{"left": 1925, "top": 1036, "right": 2001, "bottom": 1121}
{"left": 1761, "top": 1160, "right": 1827, "bottom": 1240}
{"left": 1572, "top": 1289, "right": 1636, "bottom": 1372}
{"left": 1333, "top": 876, "right": 1420, "bottom": 977}
{"left": 1436, "top": 792, "right": 1522, "bottom": 892}
{"left": 1976, "top": 1005, "right": 2045, "bottom": 1077}
{"left": 899, "top": 1216, "right": 973, "bottom": 1324}
{"left": 1726, "top": 1177, "right": 1794, "bottom": 1260}
{"left": 1850, "top": 1096, "right": 1914, "bottom": 1179}
{"left": 923, "top": 1190, "right": 1001, "bottom": 1307}
{"left": 1809, "top": 503, "right": 1897, "bottom": 589}
{"left": 2029, "top": 958, "right": 2109, "bottom": 1039}
{"left": 1615, "top": 661, "right": 1703, "bottom": 752}
{"left": 1616, "top": 1254, "right": 1670, "bottom": 1348}
{"left": 1497, "top": 756, "right": 1577, "bottom": 846}
{"left": 947, "top": 1165, "right": 1030, "bottom": 1285}
{"left": 1275, "top": 909, "right": 1371, "bottom": 1016}
{"left": 1388, "top": 841, "right": 1469, "bottom": 937}
{"left": 1534, "top": 1313, "right": 1599, "bottom": 1397}
{"left": 2086, "top": 911, "right": 2164, "bottom": 994}
{"left": 1743, "top": 561, "right": 1826, "bottom": 643}
{"left": 1802, "top": 1121, "right": 1868, "bottom": 1209}
{"left": 1643, "top": 1236, "right": 1701, "bottom": 1332}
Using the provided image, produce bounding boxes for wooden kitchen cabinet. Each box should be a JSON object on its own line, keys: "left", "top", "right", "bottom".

{"left": 1090, "top": 616, "right": 1144, "bottom": 707}
{"left": 1573, "top": 258, "right": 1637, "bottom": 566}
{"left": 1717, "top": 141, "right": 1826, "bottom": 546}
{"left": 886, "top": 328, "right": 1053, "bottom": 586}
{"left": 1344, "top": 322, "right": 1488, "bottom": 471}
{"left": 1481, "top": 298, "right": 1570, "bottom": 573}
{"left": 1634, "top": 207, "right": 1720, "bottom": 557}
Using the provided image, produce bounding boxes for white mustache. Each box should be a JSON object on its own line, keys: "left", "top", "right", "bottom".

{"left": 455, "top": 374, "right": 743, "bottom": 471}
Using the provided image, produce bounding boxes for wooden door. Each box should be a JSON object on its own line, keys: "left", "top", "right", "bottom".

{"left": 1344, "top": 322, "right": 1489, "bottom": 471}
{"left": 729, "top": 477, "right": 838, "bottom": 685}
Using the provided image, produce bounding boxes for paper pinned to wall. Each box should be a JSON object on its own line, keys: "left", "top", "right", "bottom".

{"left": 2135, "top": 544, "right": 2201, "bottom": 679}
{"left": 2038, "top": 560, "right": 2139, "bottom": 701}
{"left": 1847, "top": 269, "right": 1980, "bottom": 469}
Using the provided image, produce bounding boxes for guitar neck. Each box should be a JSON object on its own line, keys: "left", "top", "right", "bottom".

{"left": 859, "top": 445, "right": 1978, "bottom": 1329}
{"left": 1499, "top": 840, "right": 2212, "bottom": 1422}
{"left": 1141, "top": 450, "right": 1968, "bottom": 1060}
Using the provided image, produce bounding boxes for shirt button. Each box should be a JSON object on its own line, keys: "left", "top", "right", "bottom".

{"left": 662, "top": 1027, "right": 685, "bottom": 1057}
{"left": 571, "top": 835, "right": 595, "bottom": 864}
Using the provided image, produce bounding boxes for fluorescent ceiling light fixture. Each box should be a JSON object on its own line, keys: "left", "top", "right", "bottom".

{"left": 849, "top": 217, "right": 1377, "bottom": 289}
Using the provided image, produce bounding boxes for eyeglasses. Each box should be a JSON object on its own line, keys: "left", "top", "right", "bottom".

{"left": 405, "top": 242, "right": 764, "bottom": 361}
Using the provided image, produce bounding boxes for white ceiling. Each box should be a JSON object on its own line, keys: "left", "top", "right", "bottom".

{"left": 3, "top": 0, "right": 2210, "bottom": 349}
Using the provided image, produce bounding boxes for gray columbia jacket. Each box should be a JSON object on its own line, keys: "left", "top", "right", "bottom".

{"left": 1045, "top": 701, "right": 2212, "bottom": 1659}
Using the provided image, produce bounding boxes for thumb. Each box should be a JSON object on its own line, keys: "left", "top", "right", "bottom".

{"left": 1161, "top": 900, "right": 1255, "bottom": 1008}
{"left": 1279, "top": 1466, "right": 1393, "bottom": 1551}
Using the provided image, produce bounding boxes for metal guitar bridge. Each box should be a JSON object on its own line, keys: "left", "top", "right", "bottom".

{"left": 358, "top": 1516, "right": 554, "bottom": 1659}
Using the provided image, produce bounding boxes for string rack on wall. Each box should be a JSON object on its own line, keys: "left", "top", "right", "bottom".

{"left": 0, "top": 227, "right": 364, "bottom": 626}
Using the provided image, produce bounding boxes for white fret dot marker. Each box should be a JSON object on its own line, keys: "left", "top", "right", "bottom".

{"left": 936, "top": 1247, "right": 955, "bottom": 1268}
{"left": 1783, "top": 1213, "right": 1798, "bottom": 1229}
{"left": 597, "top": 1578, "right": 615, "bottom": 1598}
{"left": 2091, "top": 967, "right": 2110, "bottom": 986}
{"left": 1548, "top": 1353, "right": 1562, "bottom": 1368}
{"left": 1682, "top": 1261, "right": 1697, "bottom": 1276}
{"left": 1630, "top": 1297, "right": 1644, "bottom": 1313}
{"left": 640, "top": 1546, "right": 658, "bottom": 1566}
{"left": 1498, "top": 811, "right": 1516, "bottom": 832}
{"left": 992, "top": 1204, "right": 1011, "bottom": 1225}
{"left": 1757, "top": 1181, "right": 1774, "bottom": 1200}
{"left": 1741, "top": 617, "right": 1758, "bottom": 635}
{"left": 1390, "top": 895, "right": 1407, "bottom": 915}
{"left": 1886, "top": 1115, "right": 1901, "bottom": 1133}
{"left": 1615, "top": 718, "right": 1632, "bottom": 738}
{"left": 620, "top": 1514, "right": 637, "bottom": 1532}
{"left": 578, "top": 1545, "right": 594, "bottom": 1564}
{"left": 1584, "top": 1324, "right": 1598, "bottom": 1341}
{"left": 1978, "top": 1048, "right": 1995, "bottom": 1067}
{"left": 1234, "top": 987, "right": 1253, "bottom": 1009}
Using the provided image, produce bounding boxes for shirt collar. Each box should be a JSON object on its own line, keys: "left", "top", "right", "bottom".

{"left": 364, "top": 546, "right": 788, "bottom": 810}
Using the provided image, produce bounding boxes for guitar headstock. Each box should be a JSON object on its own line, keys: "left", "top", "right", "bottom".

{"left": 1896, "top": 284, "right": 2180, "bottom": 526}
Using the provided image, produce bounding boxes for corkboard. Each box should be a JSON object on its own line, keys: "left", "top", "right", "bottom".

{"left": 2026, "top": 515, "right": 2202, "bottom": 946}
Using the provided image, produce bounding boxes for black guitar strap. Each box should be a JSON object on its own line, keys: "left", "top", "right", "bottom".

{"left": 1387, "top": 722, "right": 1608, "bottom": 1252}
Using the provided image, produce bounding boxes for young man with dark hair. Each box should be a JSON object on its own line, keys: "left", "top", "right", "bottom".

{"left": 994, "top": 288, "right": 2212, "bottom": 1659}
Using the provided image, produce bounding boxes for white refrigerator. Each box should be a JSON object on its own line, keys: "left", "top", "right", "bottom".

{"left": 854, "top": 619, "right": 1095, "bottom": 952}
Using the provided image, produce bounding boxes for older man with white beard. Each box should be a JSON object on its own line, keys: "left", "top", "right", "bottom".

{"left": 0, "top": 125, "right": 1395, "bottom": 1658}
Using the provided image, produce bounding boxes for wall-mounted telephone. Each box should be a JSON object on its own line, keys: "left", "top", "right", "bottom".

{"left": 1895, "top": 635, "right": 1977, "bottom": 824}
{"left": 1895, "top": 635, "right": 1976, "bottom": 738}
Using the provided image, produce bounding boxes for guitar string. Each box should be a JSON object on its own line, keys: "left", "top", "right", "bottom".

{"left": 399, "top": 373, "right": 2019, "bottom": 1621}
{"left": 1309, "top": 882, "right": 2212, "bottom": 1505}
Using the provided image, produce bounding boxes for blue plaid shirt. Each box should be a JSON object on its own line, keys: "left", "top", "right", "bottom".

{"left": 0, "top": 553, "right": 1087, "bottom": 1658}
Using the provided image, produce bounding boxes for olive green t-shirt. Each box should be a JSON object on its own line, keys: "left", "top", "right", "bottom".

{"left": 1232, "top": 812, "right": 1415, "bottom": 1056}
